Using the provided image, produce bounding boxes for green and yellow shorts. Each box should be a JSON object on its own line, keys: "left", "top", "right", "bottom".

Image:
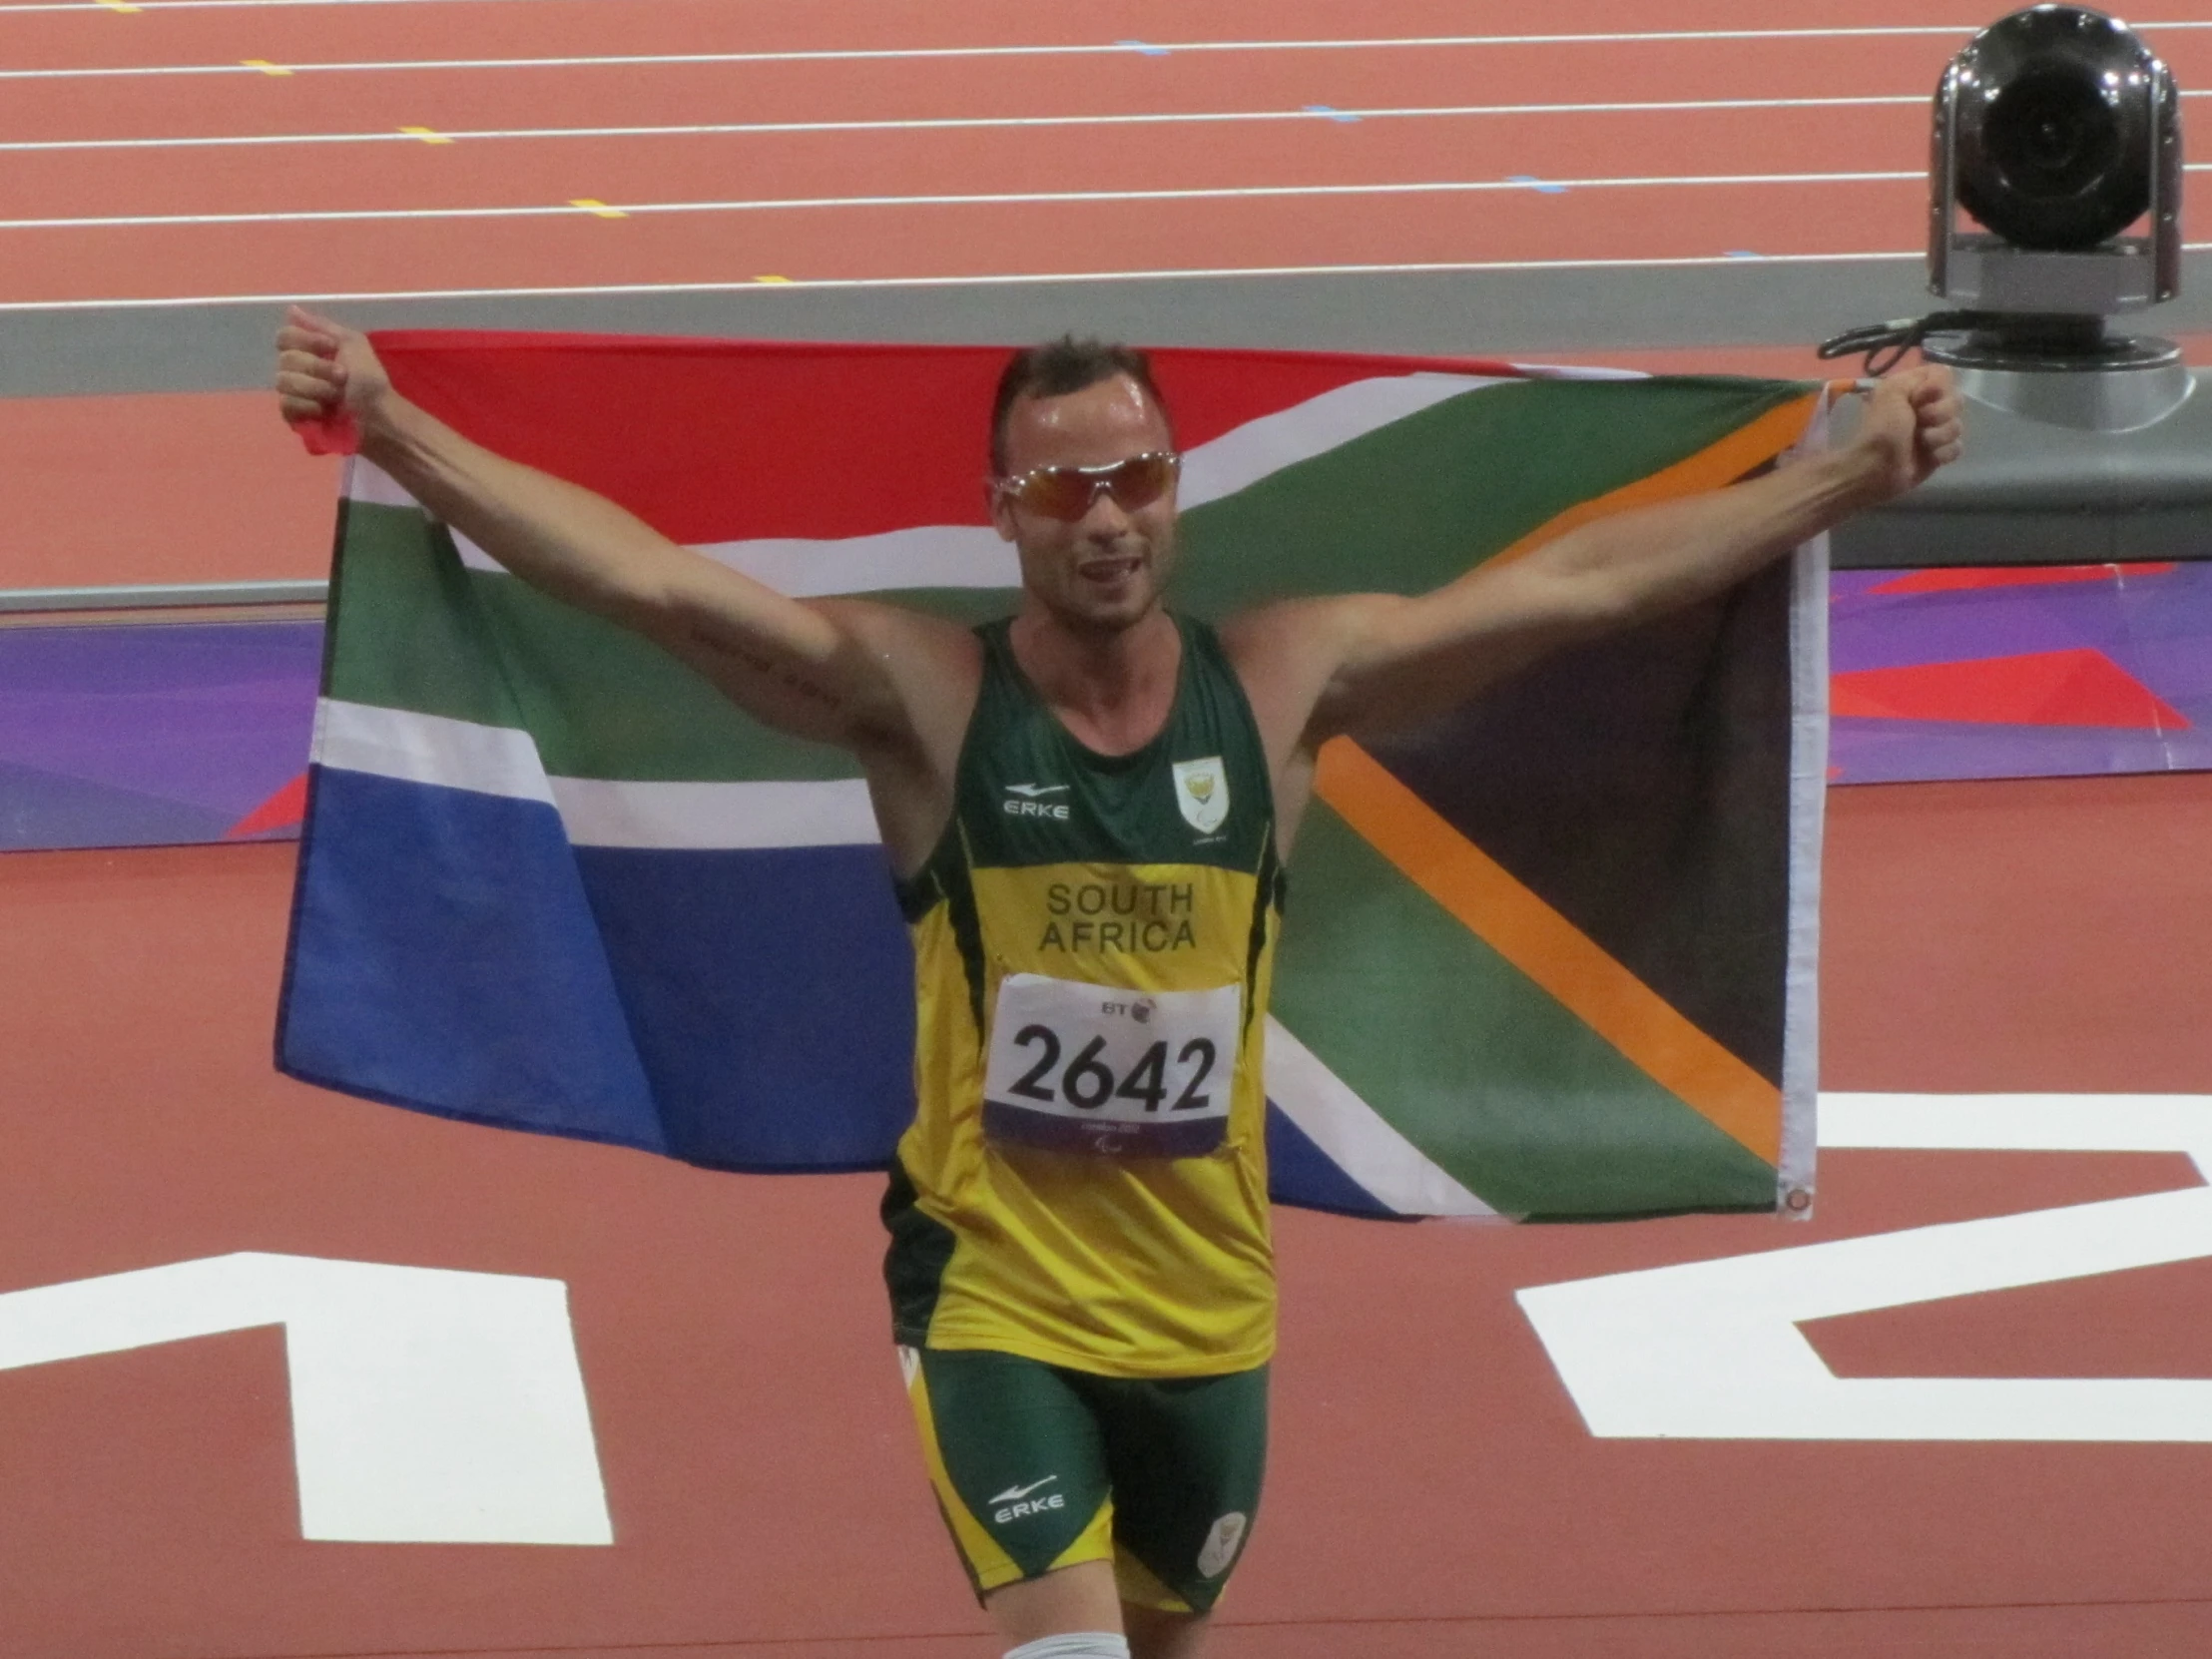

{"left": 898, "top": 1346, "right": 1268, "bottom": 1615}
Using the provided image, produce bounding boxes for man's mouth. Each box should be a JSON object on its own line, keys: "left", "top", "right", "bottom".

{"left": 1077, "top": 550, "right": 1143, "bottom": 586}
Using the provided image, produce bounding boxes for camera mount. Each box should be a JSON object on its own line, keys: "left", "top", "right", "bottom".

{"left": 1824, "top": 5, "right": 2188, "bottom": 435}
{"left": 1825, "top": 7, "right": 2209, "bottom": 566}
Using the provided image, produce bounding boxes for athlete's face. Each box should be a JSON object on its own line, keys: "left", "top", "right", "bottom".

{"left": 990, "top": 374, "right": 1180, "bottom": 638}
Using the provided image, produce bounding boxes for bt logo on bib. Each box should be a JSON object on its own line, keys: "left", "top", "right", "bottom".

{"left": 1172, "top": 757, "right": 1229, "bottom": 834}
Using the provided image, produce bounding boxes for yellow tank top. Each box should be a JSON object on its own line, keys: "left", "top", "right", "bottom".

{"left": 882, "top": 615, "right": 1283, "bottom": 1378}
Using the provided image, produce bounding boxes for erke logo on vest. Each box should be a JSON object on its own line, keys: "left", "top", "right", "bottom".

{"left": 1172, "top": 757, "right": 1230, "bottom": 834}
{"left": 1003, "top": 782, "right": 1071, "bottom": 820}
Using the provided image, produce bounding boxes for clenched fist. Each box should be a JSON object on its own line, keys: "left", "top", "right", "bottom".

{"left": 1848, "top": 362, "right": 1965, "bottom": 504}
{"left": 275, "top": 304, "right": 391, "bottom": 453}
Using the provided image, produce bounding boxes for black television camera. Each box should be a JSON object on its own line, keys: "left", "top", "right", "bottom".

{"left": 1824, "top": 4, "right": 2188, "bottom": 433}
{"left": 1827, "top": 5, "right": 2208, "bottom": 568}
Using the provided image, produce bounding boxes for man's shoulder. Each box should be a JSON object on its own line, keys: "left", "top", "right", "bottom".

{"left": 815, "top": 595, "right": 989, "bottom": 661}
{"left": 1214, "top": 594, "right": 1401, "bottom": 767}
{"left": 804, "top": 597, "right": 985, "bottom": 757}
{"left": 1214, "top": 594, "right": 1372, "bottom": 672}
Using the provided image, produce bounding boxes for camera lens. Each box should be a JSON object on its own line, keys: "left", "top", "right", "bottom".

{"left": 1948, "top": 5, "right": 2160, "bottom": 252}
{"left": 1984, "top": 68, "right": 2121, "bottom": 196}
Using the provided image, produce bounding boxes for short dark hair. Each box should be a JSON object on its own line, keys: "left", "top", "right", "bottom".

{"left": 989, "top": 335, "right": 1172, "bottom": 476}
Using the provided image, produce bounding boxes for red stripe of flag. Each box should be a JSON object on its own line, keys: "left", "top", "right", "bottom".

{"left": 371, "top": 333, "right": 1529, "bottom": 545}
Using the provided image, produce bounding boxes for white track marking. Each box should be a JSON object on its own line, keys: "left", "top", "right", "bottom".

{"left": 6, "top": 87, "right": 2204, "bottom": 157}
{"left": 1, "top": 23, "right": 2207, "bottom": 80}
{"left": 19, "top": 161, "right": 2201, "bottom": 235}
{"left": 0, "top": 169, "right": 1936, "bottom": 232}
{"left": 0, "top": 96, "right": 1954, "bottom": 154}
{"left": 0, "top": 97, "right": 1899, "bottom": 152}
{"left": 0, "top": 249, "right": 2040, "bottom": 313}
{"left": 29, "top": 239, "right": 2206, "bottom": 313}
{"left": 14, "top": 241, "right": 2205, "bottom": 312}
{"left": 2, "top": 0, "right": 540, "bottom": 9}
{"left": 0, "top": 0, "right": 2118, "bottom": 16}
{"left": 1521, "top": 1094, "right": 2212, "bottom": 1443}
{"left": 3, "top": 0, "right": 533, "bottom": 9}
{"left": 0, "top": 1252, "right": 612, "bottom": 1543}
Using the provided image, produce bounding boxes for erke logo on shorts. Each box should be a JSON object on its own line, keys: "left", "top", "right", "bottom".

{"left": 1003, "top": 782, "right": 1071, "bottom": 820}
{"left": 989, "top": 1473, "right": 1066, "bottom": 1523}
{"left": 1197, "top": 1510, "right": 1248, "bottom": 1578}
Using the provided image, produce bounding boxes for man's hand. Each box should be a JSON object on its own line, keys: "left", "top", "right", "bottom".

{"left": 1845, "top": 361, "right": 1964, "bottom": 504}
{"left": 275, "top": 305, "right": 391, "bottom": 449}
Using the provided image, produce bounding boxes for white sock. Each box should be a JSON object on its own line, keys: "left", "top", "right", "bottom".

{"left": 1003, "top": 1634, "right": 1131, "bottom": 1659}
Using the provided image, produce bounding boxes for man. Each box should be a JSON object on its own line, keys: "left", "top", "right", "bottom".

{"left": 276, "top": 311, "right": 1961, "bottom": 1659}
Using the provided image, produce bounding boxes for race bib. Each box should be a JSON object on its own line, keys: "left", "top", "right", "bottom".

{"left": 981, "top": 973, "right": 1241, "bottom": 1158}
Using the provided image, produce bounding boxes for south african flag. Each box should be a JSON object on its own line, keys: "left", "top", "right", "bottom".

{"left": 277, "top": 334, "right": 1827, "bottom": 1221}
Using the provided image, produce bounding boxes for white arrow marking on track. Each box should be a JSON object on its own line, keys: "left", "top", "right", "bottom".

{"left": 0, "top": 1252, "right": 613, "bottom": 1543}
{"left": 1517, "top": 1094, "right": 2212, "bottom": 1441}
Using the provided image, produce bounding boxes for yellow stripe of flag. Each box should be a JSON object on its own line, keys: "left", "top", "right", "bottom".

{"left": 1311, "top": 393, "right": 1822, "bottom": 1165}
{"left": 1316, "top": 738, "right": 1783, "bottom": 1163}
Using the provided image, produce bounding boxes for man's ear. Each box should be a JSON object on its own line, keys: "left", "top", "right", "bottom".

{"left": 985, "top": 478, "right": 1018, "bottom": 543}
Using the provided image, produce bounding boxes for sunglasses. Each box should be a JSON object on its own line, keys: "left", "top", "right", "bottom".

{"left": 994, "top": 451, "right": 1181, "bottom": 522}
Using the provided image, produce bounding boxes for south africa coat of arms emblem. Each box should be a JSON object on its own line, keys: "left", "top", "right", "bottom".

{"left": 1171, "top": 756, "right": 1230, "bottom": 834}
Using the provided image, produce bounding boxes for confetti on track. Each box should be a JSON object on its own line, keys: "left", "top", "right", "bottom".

{"left": 0, "top": 0, "right": 2203, "bottom": 305}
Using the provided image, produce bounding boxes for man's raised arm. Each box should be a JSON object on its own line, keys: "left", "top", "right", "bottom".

{"left": 1239, "top": 364, "right": 1962, "bottom": 750}
{"left": 274, "top": 307, "right": 971, "bottom": 754}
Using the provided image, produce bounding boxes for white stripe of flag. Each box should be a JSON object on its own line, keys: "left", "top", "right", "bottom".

{"left": 1264, "top": 1019, "right": 1499, "bottom": 1218}
{"left": 313, "top": 701, "right": 880, "bottom": 849}
{"left": 351, "top": 371, "right": 1511, "bottom": 592}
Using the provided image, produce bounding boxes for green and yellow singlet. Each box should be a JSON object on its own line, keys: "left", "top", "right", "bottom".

{"left": 883, "top": 614, "right": 1285, "bottom": 1378}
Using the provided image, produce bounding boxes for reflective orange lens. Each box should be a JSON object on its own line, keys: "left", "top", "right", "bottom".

{"left": 1002, "top": 452, "right": 1179, "bottom": 521}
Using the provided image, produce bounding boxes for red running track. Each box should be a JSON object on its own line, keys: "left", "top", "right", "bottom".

{"left": 7, "top": 6, "right": 2212, "bottom": 1656}
{"left": 6, "top": 778, "right": 2212, "bottom": 1657}
{"left": 0, "top": 0, "right": 2202, "bottom": 304}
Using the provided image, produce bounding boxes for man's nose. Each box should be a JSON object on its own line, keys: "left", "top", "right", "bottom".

{"left": 1078, "top": 485, "right": 1132, "bottom": 533}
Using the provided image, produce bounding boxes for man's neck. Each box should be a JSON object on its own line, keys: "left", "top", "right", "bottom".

{"left": 1008, "top": 604, "right": 1183, "bottom": 757}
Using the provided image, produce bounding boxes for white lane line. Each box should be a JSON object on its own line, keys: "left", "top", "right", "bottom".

{"left": 8, "top": 242, "right": 2207, "bottom": 312}
{"left": 0, "top": 169, "right": 1934, "bottom": 231}
{"left": 2, "top": 0, "right": 530, "bottom": 8}
{"left": 0, "top": 95, "right": 1946, "bottom": 154}
{"left": 22, "top": 162, "right": 2204, "bottom": 233}
{"left": 0, "top": 250, "right": 1936, "bottom": 311}
{"left": 2, "top": 23, "right": 2206, "bottom": 80}
{"left": 9, "top": 87, "right": 2203, "bottom": 158}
